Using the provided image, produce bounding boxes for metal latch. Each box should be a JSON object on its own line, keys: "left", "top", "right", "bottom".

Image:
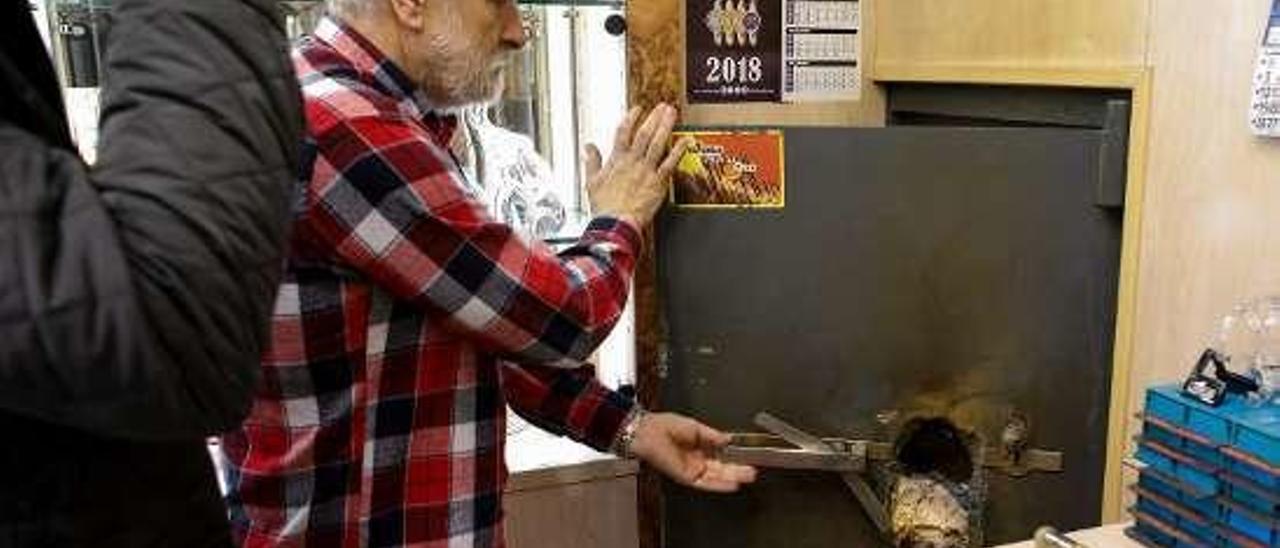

{"left": 723, "top": 412, "right": 1065, "bottom": 476}
{"left": 720, "top": 412, "right": 1066, "bottom": 535}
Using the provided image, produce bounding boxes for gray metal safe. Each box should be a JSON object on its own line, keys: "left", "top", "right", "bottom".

{"left": 656, "top": 86, "right": 1129, "bottom": 546}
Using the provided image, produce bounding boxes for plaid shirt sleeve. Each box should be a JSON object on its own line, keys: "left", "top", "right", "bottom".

{"left": 302, "top": 107, "right": 641, "bottom": 367}
{"left": 500, "top": 360, "right": 638, "bottom": 452}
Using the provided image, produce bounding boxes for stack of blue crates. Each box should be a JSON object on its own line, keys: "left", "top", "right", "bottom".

{"left": 1130, "top": 384, "right": 1280, "bottom": 547}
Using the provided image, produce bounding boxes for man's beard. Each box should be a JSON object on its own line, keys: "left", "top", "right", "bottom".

{"left": 458, "top": 58, "right": 509, "bottom": 108}
{"left": 427, "top": 44, "right": 512, "bottom": 111}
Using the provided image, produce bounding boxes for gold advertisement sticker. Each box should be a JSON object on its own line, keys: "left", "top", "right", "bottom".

{"left": 671, "top": 130, "right": 785, "bottom": 209}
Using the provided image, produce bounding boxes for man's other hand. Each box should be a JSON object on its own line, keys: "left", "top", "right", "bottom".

{"left": 585, "top": 103, "right": 693, "bottom": 227}
{"left": 630, "top": 412, "right": 758, "bottom": 493}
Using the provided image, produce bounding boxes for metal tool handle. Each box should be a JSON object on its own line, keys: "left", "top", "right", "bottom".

{"left": 720, "top": 435, "right": 863, "bottom": 472}
{"left": 719, "top": 413, "right": 868, "bottom": 471}
{"left": 754, "top": 412, "right": 830, "bottom": 452}
{"left": 1034, "top": 526, "right": 1088, "bottom": 548}
{"left": 751, "top": 413, "right": 891, "bottom": 535}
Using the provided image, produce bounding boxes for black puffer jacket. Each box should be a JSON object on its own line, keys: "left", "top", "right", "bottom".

{"left": 0, "top": 0, "right": 302, "bottom": 545}
{"left": 1, "top": 0, "right": 302, "bottom": 440}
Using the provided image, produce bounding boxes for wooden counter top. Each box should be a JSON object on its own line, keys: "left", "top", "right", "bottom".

{"left": 506, "top": 457, "right": 639, "bottom": 493}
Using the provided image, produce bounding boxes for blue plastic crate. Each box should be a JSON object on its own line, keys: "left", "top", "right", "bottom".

{"left": 1144, "top": 415, "right": 1227, "bottom": 468}
{"left": 1147, "top": 386, "right": 1235, "bottom": 445}
{"left": 1216, "top": 524, "right": 1271, "bottom": 548}
{"left": 1224, "top": 446, "right": 1280, "bottom": 491}
{"left": 1147, "top": 385, "right": 1280, "bottom": 469}
{"left": 1187, "top": 441, "right": 1227, "bottom": 470}
{"left": 1149, "top": 388, "right": 1192, "bottom": 424}
{"left": 1131, "top": 506, "right": 1218, "bottom": 548}
{"left": 1222, "top": 468, "right": 1280, "bottom": 517}
{"left": 1184, "top": 520, "right": 1226, "bottom": 546}
{"left": 1139, "top": 496, "right": 1183, "bottom": 528}
{"left": 1131, "top": 522, "right": 1181, "bottom": 547}
{"left": 1134, "top": 488, "right": 1221, "bottom": 546}
{"left": 1140, "top": 469, "right": 1220, "bottom": 518}
{"left": 1220, "top": 496, "right": 1280, "bottom": 546}
{"left": 1148, "top": 423, "right": 1185, "bottom": 448}
{"left": 1228, "top": 415, "right": 1280, "bottom": 472}
{"left": 1142, "top": 470, "right": 1187, "bottom": 501}
{"left": 1137, "top": 439, "right": 1222, "bottom": 497}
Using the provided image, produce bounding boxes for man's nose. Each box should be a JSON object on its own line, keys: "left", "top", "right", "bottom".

{"left": 499, "top": 1, "right": 528, "bottom": 49}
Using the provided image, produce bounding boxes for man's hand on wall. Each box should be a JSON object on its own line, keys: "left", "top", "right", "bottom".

{"left": 585, "top": 103, "right": 692, "bottom": 228}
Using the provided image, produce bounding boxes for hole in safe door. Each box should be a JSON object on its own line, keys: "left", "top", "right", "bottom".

{"left": 886, "top": 417, "right": 982, "bottom": 548}
{"left": 894, "top": 417, "right": 975, "bottom": 484}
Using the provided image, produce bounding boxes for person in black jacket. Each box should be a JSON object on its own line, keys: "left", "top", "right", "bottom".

{"left": 0, "top": 0, "right": 303, "bottom": 545}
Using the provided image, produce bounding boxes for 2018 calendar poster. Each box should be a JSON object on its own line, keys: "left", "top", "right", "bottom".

{"left": 686, "top": 0, "right": 783, "bottom": 103}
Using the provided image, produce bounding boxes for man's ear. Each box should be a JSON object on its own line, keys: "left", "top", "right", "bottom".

{"left": 389, "top": 0, "right": 427, "bottom": 30}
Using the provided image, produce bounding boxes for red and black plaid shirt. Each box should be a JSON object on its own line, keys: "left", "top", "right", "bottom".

{"left": 219, "top": 17, "right": 639, "bottom": 547}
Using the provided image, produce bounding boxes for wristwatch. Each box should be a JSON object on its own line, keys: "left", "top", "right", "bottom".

{"left": 612, "top": 406, "right": 648, "bottom": 458}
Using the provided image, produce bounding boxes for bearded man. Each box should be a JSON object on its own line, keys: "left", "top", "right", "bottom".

{"left": 218, "top": 0, "right": 757, "bottom": 545}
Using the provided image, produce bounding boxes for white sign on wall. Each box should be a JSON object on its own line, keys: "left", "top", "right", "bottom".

{"left": 1249, "top": 0, "right": 1280, "bottom": 136}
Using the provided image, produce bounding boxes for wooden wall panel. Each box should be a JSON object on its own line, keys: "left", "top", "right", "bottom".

{"left": 1114, "top": 0, "right": 1280, "bottom": 519}
{"left": 504, "top": 461, "right": 640, "bottom": 548}
{"left": 627, "top": 0, "right": 682, "bottom": 109}
{"left": 874, "top": 0, "right": 1150, "bottom": 74}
